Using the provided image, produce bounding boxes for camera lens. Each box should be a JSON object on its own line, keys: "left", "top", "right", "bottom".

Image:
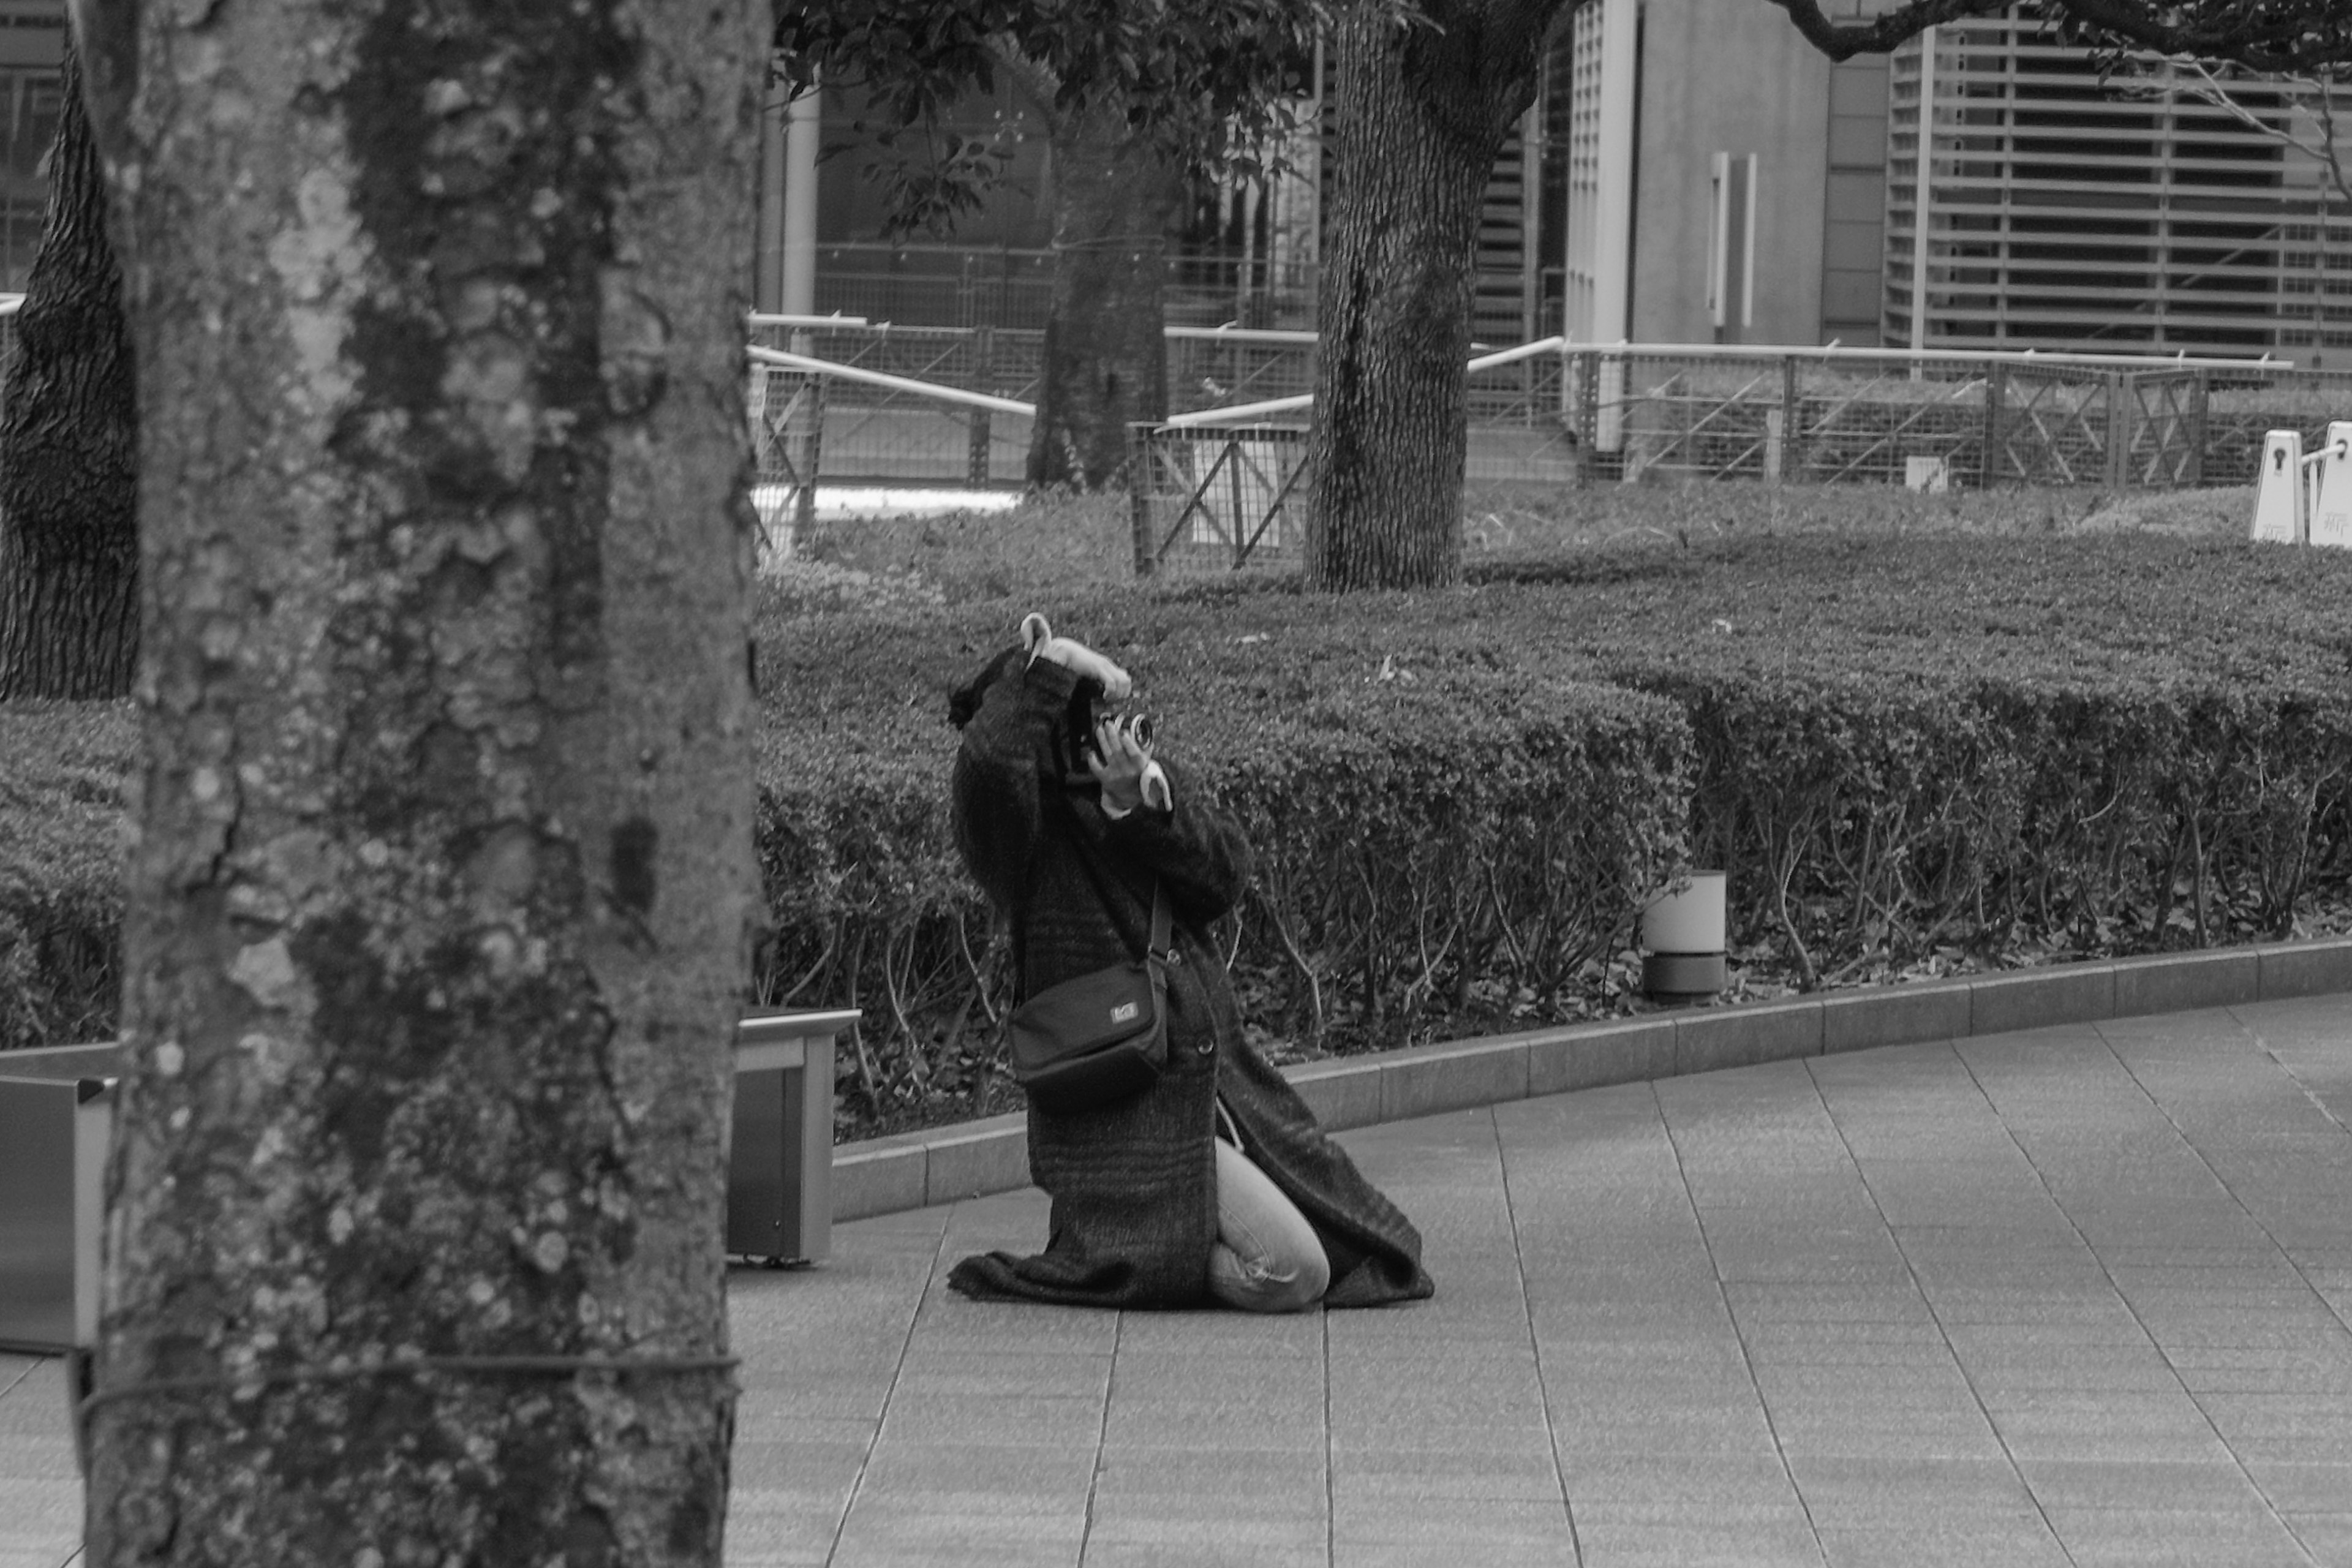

{"left": 1129, "top": 715, "right": 1153, "bottom": 749}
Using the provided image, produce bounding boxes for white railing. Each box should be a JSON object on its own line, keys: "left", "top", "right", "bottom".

{"left": 1163, "top": 336, "right": 1570, "bottom": 428}
{"left": 1585, "top": 340, "right": 2278, "bottom": 371}
{"left": 746, "top": 344, "right": 1034, "bottom": 417}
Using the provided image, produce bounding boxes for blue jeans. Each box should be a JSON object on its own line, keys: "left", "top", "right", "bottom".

{"left": 1207, "top": 1128, "right": 1330, "bottom": 1313}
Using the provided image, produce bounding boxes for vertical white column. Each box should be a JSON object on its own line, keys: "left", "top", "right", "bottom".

{"left": 754, "top": 69, "right": 785, "bottom": 313}
{"left": 781, "top": 80, "right": 821, "bottom": 320}
{"left": 1591, "top": 0, "right": 1635, "bottom": 348}
{"left": 1908, "top": 26, "right": 1937, "bottom": 355}
{"left": 1521, "top": 92, "right": 1544, "bottom": 342}
{"left": 1591, "top": 0, "right": 1636, "bottom": 452}
{"left": 1740, "top": 153, "right": 1759, "bottom": 332}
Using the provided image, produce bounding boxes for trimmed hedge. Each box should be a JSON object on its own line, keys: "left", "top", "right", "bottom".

{"left": 11, "top": 534, "right": 2352, "bottom": 1142}
{"left": 1476, "top": 535, "right": 2352, "bottom": 982}
{"left": 755, "top": 592, "right": 1694, "bottom": 1120}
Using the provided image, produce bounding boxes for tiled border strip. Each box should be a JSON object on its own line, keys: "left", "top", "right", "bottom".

{"left": 831, "top": 935, "right": 2352, "bottom": 1223}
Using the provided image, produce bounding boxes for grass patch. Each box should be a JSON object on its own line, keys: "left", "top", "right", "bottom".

{"left": 783, "top": 478, "right": 2259, "bottom": 609}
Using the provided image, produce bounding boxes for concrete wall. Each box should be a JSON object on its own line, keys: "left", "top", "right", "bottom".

{"left": 1629, "top": 0, "right": 1835, "bottom": 345}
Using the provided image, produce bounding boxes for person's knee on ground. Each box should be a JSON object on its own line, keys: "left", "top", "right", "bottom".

{"left": 1207, "top": 1133, "right": 1330, "bottom": 1313}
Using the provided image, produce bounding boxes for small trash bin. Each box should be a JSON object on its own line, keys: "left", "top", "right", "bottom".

{"left": 727, "top": 1007, "right": 859, "bottom": 1267}
{"left": 0, "top": 1042, "right": 120, "bottom": 1354}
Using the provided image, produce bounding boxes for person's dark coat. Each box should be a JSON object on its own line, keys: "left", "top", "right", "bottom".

{"left": 944, "top": 649, "right": 1433, "bottom": 1310}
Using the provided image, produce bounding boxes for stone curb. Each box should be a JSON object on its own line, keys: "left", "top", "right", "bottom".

{"left": 831, "top": 935, "right": 2352, "bottom": 1223}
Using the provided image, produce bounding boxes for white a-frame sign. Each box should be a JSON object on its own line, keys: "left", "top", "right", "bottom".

{"left": 2251, "top": 431, "right": 2305, "bottom": 543}
{"left": 2311, "top": 422, "right": 2352, "bottom": 549}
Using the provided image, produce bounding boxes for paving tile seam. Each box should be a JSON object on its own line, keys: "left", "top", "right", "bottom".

{"left": 1319, "top": 1309, "right": 1335, "bottom": 1568}
{"left": 2239, "top": 1003, "right": 2352, "bottom": 1145}
{"left": 2089, "top": 1011, "right": 2352, "bottom": 1540}
{"left": 828, "top": 1219, "right": 956, "bottom": 1567}
{"left": 1945, "top": 1030, "right": 2310, "bottom": 1548}
{"left": 2278, "top": 1512, "right": 2345, "bottom": 1568}
{"left": 2106, "top": 1014, "right": 2352, "bottom": 1355}
{"left": 1644, "top": 1077, "right": 1833, "bottom": 1564}
{"left": 1489, "top": 1101, "right": 1588, "bottom": 1567}
{"left": 835, "top": 939, "right": 2352, "bottom": 1225}
{"left": 1796, "top": 1050, "right": 2082, "bottom": 1562}
{"left": 1076, "top": 1314, "right": 1123, "bottom": 1567}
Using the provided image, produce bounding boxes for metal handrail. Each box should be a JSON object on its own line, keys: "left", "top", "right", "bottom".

{"left": 1164, "top": 336, "right": 1571, "bottom": 428}
{"left": 1164, "top": 323, "right": 1319, "bottom": 345}
{"left": 1574, "top": 340, "right": 2277, "bottom": 371}
{"left": 746, "top": 345, "right": 1035, "bottom": 417}
{"left": 747, "top": 312, "right": 869, "bottom": 330}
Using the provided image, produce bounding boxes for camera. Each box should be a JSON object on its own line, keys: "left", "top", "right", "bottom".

{"left": 1069, "top": 712, "right": 1154, "bottom": 773}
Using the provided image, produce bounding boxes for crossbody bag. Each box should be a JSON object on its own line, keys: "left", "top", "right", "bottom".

{"left": 1007, "top": 883, "right": 1172, "bottom": 1115}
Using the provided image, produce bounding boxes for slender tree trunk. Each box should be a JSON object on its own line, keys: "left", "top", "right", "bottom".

{"left": 1305, "top": 1, "right": 1550, "bottom": 590}
{"left": 1027, "top": 96, "right": 1180, "bottom": 490}
{"left": 0, "top": 30, "right": 135, "bottom": 699}
{"left": 75, "top": 1, "right": 765, "bottom": 1561}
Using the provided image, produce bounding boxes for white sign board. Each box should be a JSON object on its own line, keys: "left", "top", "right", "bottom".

{"left": 1904, "top": 455, "right": 1950, "bottom": 494}
{"left": 2250, "top": 429, "right": 2305, "bottom": 544}
{"left": 2311, "top": 421, "right": 2352, "bottom": 549}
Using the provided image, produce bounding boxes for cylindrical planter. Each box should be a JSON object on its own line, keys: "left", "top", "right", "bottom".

{"left": 1638, "top": 870, "right": 1727, "bottom": 1001}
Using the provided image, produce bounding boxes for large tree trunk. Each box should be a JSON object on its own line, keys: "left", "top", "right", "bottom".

{"left": 0, "top": 30, "right": 135, "bottom": 699}
{"left": 1305, "top": 1, "right": 1548, "bottom": 591}
{"left": 1027, "top": 96, "right": 1180, "bottom": 490}
{"left": 75, "top": 1, "right": 765, "bottom": 1561}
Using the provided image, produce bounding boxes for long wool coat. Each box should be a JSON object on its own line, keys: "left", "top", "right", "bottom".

{"left": 946, "top": 650, "right": 1434, "bottom": 1310}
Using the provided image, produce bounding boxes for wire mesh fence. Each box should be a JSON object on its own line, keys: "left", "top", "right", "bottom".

{"left": 1164, "top": 328, "right": 1315, "bottom": 413}
{"left": 745, "top": 323, "right": 2352, "bottom": 553}
{"left": 1567, "top": 349, "right": 2352, "bottom": 491}
{"left": 1128, "top": 425, "right": 1311, "bottom": 577}
{"left": 747, "top": 322, "right": 1038, "bottom": 521}
{"left": 807, "top": 244, "right": 1322, "bottom": 333}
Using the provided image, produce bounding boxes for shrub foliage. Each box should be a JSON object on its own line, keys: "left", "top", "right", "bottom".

{"left": 10, "top": 535, "right": 2352, "bottom": 1140}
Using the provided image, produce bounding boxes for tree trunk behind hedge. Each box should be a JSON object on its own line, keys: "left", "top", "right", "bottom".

{"left": 1026, "top": 95, "right": 1178, "bottom": 491}
{"left": 77, "top": 1, "right": 764, "bottom": 1562}
{"left": 1305, "top": 0, "right": 1555, "bottom": 592}
{"left": 0, "top": 29, "right": 137, "bottom": 700}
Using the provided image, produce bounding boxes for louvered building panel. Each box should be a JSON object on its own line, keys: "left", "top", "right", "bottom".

{"left": 1888, "top": 17, "right": 2352, "bottom": 358}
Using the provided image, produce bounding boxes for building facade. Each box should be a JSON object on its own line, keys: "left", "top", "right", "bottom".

{"left": 1884, "top": 17, "right": 2352, "bottom": 363}
{"left": 0, "top": 1, "right": 61, "bottom": 296}
{"left": 0, "top": 2, "right": 2335, "bottom": 367}
{"left": 1561, "top": 1, "right": 2350, "bottom": 363}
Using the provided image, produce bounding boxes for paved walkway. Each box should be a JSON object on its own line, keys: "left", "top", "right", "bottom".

{"left": 7, "top": 995, "right": 2352, "bottom": 1567}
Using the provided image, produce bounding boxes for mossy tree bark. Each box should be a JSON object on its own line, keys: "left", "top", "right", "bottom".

{"left": 75, "top": 0, "right": 766, "bottom": 1562}
{"left": 1304, "top": 0, "right": 1559, "bottom": 591}
{"left": 1025, "top": 92, "right": 1180, "bottom": 491}
{"left": 0, "top": 29, "right": 136, "bottom": 699}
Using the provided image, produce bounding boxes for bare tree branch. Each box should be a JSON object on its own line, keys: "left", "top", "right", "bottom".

{"left": 2054, "top": 0, "right": 2350, "bottom": 77}
{"left": 2188, "top": 66, "right": 2348, "bottom": 205}
{"left": 1770, "top": 0, "right": 2352, "bottom": 76}
{"left": 1763, "top": 0, "right": 2013, "bottom": 62}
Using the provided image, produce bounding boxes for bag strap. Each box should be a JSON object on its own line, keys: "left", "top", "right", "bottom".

{"left": 1145, "top": 882, "right": 1172, "bottom": 1017}
{"left": 1146, "top": 881, "right": 1172, "bottom": 969}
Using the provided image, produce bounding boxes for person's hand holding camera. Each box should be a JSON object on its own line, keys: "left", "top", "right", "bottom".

{"left": 1087, "top": 714, "right": 1161, "bottom": 815}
